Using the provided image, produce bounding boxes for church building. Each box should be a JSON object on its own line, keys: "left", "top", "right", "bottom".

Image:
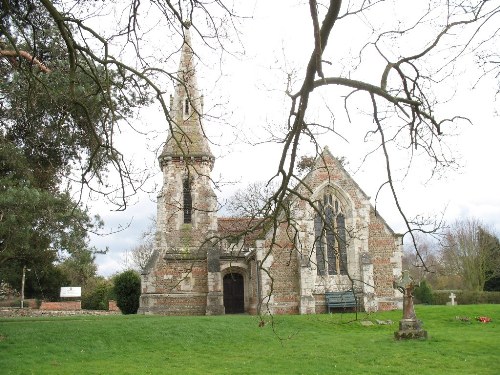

{"left": 139, "top": 26, "right": 403, "bottom": 315}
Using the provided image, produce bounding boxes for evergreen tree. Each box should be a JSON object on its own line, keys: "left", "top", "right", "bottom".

{"left": 113, "top": 270, "right": 141, "bottom": 314}
{"left": 414, "top": 280, "right": 433, "bottom": 305}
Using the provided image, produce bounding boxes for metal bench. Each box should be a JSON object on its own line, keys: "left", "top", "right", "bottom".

{"left": 325, "top": 291, "right": 357, "bottom": 313}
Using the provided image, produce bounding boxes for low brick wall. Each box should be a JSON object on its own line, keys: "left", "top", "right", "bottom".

{"left": 40, "top": 301, "right": 81, "bottom": 311}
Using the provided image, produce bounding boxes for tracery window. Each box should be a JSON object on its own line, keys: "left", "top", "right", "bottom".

{"left": 183, "top": 178, "right": 192, "bottom": 223}
{"left": 314, "top": 193, "right": 347, "bottom": 276}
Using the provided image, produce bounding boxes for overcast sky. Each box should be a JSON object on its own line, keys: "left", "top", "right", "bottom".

{"left": 86, "top": 1, "right": 500, "bottom": 277}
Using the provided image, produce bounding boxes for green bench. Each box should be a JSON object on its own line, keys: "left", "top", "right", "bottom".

{"left": 325, "top": 291, "right": 357, "bottom": 313}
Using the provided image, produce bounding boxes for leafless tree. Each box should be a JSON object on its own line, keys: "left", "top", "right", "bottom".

{"left": 127, "top": 217, "right": 156, "bottom": 273}
{"left": 402, "top": 234, "right": 442, "bottom": 287}
{"left": 440, "top": 218, "right": 500, "bottom": 291}
{"left": 1, "top": 0, "right": 240, "bottom": 209}
{"left": 3, "top": 0, "right": 500, "bottom": 291}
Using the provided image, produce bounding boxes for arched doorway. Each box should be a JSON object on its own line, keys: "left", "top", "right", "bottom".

{"left": 223, "top": 273, "right": 244, "bottom": 314}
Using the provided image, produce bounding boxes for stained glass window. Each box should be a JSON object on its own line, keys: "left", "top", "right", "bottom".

{"left": 314, "top": 193, "right": 347, "bottom": 275}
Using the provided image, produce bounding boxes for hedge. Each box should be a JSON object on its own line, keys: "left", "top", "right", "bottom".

{"left": 431, "top": 291, "right": 500, "bottom": 305}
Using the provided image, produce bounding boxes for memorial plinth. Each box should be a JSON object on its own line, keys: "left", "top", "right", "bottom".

{"left": 393, "top": 270, "right": 428, "bottom": 340}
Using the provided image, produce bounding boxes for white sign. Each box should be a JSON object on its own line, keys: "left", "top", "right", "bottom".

{"left": 60, "top": 287, "right": 81, "bottom": 298}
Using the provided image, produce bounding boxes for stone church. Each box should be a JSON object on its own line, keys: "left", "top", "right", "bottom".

{"left": 139, "top": 27, "right": 403, "bottom": 315}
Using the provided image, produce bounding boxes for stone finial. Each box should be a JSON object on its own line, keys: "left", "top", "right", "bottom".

{"left": 183, "top": 20, "right": 192, "bottom": 29}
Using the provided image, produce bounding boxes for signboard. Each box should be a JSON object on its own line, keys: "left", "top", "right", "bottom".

{"left": 60, "top": 287, "right": 81, "bottom": 298}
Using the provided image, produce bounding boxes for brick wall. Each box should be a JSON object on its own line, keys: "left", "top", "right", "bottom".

{"left": 140, "top": 259, "right": 209, "bottom": 315}
{"left": 141, "top": 294, "right": 207, "bottom": 315}
{"left": 368, "top": 208, "right": 401, "bottom": 310}
{"left": 40, "top": 301, "right": 81, "bottom": 310}
{"left": 266, "top": 223, "right": 300, "bottom": 314}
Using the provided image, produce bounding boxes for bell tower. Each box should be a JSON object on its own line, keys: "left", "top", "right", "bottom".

{"left": 139, "top": 23, "right": 223, "bottom": 315}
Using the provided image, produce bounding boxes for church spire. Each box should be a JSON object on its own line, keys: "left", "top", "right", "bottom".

{"left": 160, "top": 22, "right": 214, "bottom": 165}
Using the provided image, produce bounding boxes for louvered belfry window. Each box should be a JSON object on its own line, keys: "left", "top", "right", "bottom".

{"left": 183, "top": 178, "right": 192, "bottom": 223}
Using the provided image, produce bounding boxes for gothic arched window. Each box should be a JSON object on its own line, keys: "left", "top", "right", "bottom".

{"left": 183, "top": 178, "right": 192, "bottom": 223}
{"left": 314, "top": 193, "right": 347, "bottom": 276}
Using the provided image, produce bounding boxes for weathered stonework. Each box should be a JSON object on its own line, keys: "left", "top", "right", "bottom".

{"left": 139, "top": 25, "right": 403, "bottom": 316}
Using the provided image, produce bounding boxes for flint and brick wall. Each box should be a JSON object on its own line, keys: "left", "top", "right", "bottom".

{"left": 368, "top": 208, "right": 401, "bottom": 310}
{"left": 265, "top": 224, "right": 301, "bottom": 314}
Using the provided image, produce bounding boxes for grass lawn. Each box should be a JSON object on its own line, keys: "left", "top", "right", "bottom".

{"left": 0, "top": 304, "right": 498, "bottom": 374}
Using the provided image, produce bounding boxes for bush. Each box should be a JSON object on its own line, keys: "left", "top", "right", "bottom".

{"left": 82, "top": 279, "right": 114, "bottom": 310}
{"left": 414, "top": 280, "right": 433, "bottom": 304}
{"left": 113, "top": 270, "right": 141, "bottom": 314}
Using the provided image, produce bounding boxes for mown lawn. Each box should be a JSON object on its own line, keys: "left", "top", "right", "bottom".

{"left": 0, "top": 304, "right": 498, "bottom": 374}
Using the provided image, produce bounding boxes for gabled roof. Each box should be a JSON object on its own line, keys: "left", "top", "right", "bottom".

{"left": 217, "top": 217, "right": 266, "bottom": 245}
{"left": 308, "top": 146, "right": 370, "bottom": 201}
{"left": 302, "top": 146, "right": 401, "bottom": 236}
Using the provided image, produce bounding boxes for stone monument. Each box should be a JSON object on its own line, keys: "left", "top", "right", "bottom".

{"left": 447, "top": 292, "right": 457, "bottom": 306}
{"left": 393, "top": 270, "right": 428, "bottom": 340}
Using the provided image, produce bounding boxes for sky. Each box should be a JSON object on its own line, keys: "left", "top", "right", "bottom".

{"left": 84, "top": 1, "right": 500, "bottom": 277}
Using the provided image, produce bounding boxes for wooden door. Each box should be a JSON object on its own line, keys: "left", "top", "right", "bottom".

{"left": 223, "top": 273, "right": 244, "bottom": 314}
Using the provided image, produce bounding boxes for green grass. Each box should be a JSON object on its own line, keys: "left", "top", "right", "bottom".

{"left": 0, "top": 305, "right": 498, "bottom": 374}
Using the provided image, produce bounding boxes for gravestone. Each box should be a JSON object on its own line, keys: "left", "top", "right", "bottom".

{"left": 393, "top": 271, "right": 428, "bottom": 340}
{"left": 447, "top": 292, "right": 457, "bottom": 306}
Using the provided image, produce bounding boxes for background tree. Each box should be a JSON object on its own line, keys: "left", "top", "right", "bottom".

{"left": 414, "top": 280, "right": 433, "bottom": 305}
{"left": 0, "top": 136, "right": 103, "bottom": 299}
{"left": 402, "top": 234, "right": 442, "bottom": 288}
{"left": 479, "top": 227, "right": 500, "bottom": 291}
{"left": 0, "top": 3, "right": 143, "bottom": 205}
{"left": 1, "top": 0, "right": 232, "bottom": 207}
{"left": 57, "top": 248, "right": 98, "bottom": 288}
{"left": 1, "top": 2, "right": 117, "bottom": 295}
{"left": 225, "top": 181, "right": 280, "bottom": 218}
{"left": 127, "top": 217, "right": 156, "bottom": 273}
{"left": 440, "top": 218, "right": 500, "bottom": 291}
{"left": 23, "top": 263, "right": 69, "bottom": 301}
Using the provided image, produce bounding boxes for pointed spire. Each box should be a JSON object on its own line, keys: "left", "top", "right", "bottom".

{"left": 176, "top": 21, "right": 198, "bottom": 109}
{"left": 160, "top": 22, "right": 213, "bottom": 165}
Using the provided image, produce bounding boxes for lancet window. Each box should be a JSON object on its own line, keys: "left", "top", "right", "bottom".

{"left": 314, "top": 193, "right": 347, "bottom": 276}
{"left": 183, "top": 178, "right": 192, "bottom": 223}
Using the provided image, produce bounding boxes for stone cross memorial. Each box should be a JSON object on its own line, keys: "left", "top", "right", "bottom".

{"left": 393, "top": 271, "right": 428, "bottom": 340}
{"left": 448, "top": 292, "right": 457, "bottom": 306}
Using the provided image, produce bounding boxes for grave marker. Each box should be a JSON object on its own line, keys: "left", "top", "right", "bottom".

{"left": 448, "top": 292, "right": 457, "bottom": 306}
{"left": 393, "top": 271, "right": 428, "bottom": 340}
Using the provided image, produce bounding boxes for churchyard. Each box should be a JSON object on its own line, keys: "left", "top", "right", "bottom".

{"left": 0, "top": 304, "right": 498, "bottom": 374}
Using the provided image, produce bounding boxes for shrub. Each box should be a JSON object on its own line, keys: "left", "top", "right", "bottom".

{"left": 113, "top": 270, "right": 141, "bottom": 314}
{"left": 82, "top": 279, "right": 114, "bottom": 310}
{"left": 414, "top": 280, "right": 433, "bottom": 304}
